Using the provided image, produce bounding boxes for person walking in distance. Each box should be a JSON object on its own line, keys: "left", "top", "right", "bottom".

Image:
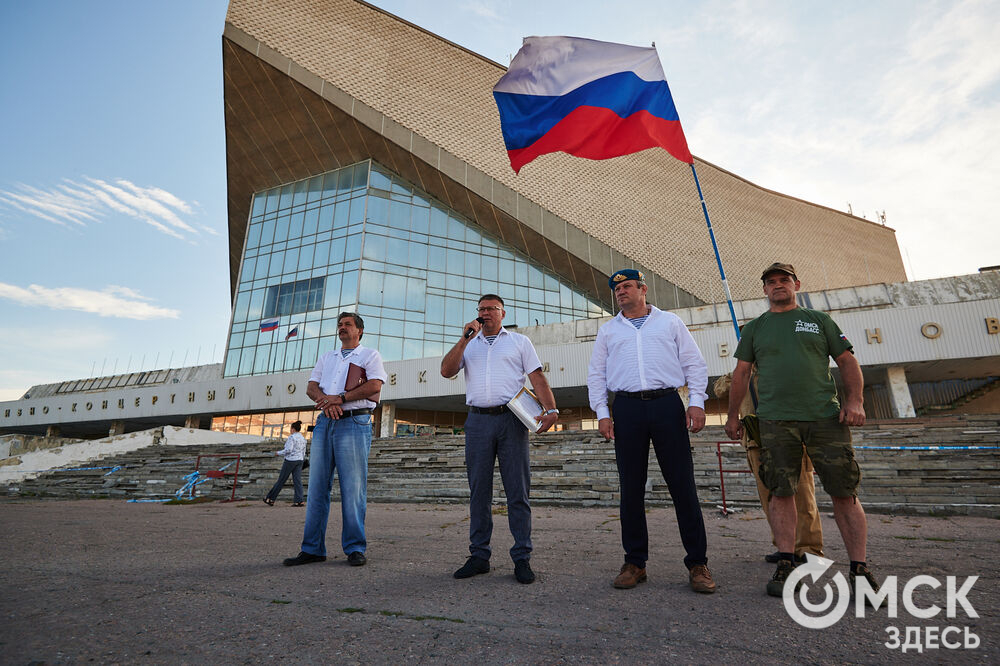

{"left": 263, "top": 420, "right": 307, "bottom": 507}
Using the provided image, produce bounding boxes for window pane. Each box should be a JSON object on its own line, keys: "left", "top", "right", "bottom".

{"left": 363, "top": 233, "right": 385, "bottom": 261}
{"left": 358, "top": 270, "right": 382, "bottom": 305}
{"left": 239, "top": 348, "right": 255, "bottom": 375}
{"left": 353, "top": 162, "right": 369, "bottom": 190}
{"left": 224, "top": 349, "right": 240, "bottom": 376}
{"left": 252, "top": 347, "right": 271, "bottom": 374}
{"left": 278, "top": 184, "right": 294, "bottom": 211}
{"left": 282, "top": 248, "right": 299, "bottom": 274}
{"left": 277, "top": 282, "right": 294, "bottom": 315}
{"left": 298, "top": 244, "right": 314, "bottom": 271}
{"left": 406, "top": 277, "right": 426, "bottom": 311}
{"left": 465, "top": 252, "right": 481, "bottom": 277}
{"left": 383, "top": 274, "right": 406, "bottom": 309}
{"left": 302, "top": 208, "right": 319, "bottom": 236}
{"left": 329, "top": 236, "right": 346, "bottom": 264}
{"left": 248, "top": 288, "right": 264, "bottom": 320}
{"left": 268, "top": 251, "right": 284, "bottom": 277}
{"left": 367, "top": 194, "right": 389, "bottom": 225}
{"left": 259, "top": 218, "right": 276, "bottom": 246}
{"left": 403, "top": 338, "right": 423, "bottom": 360}
{"left": 240, "top": 257, "right": 256, "bottom": 283}
{"left": 307, "top": 175, "right": 325, "bottom": 202}
{"left": 447, "top": 216, "right": 465, "bottom": 240}
{"left": 246, "top": 222, "right": 262, "bottom": 249}
{"left": 370, "top": 167, "right": 392, "bottom": 191}
{"left": 345, "top": 234, "right": 362, "bottom": 262}
{"left": 349, "top": 196, "right": 366, "bottom": 225}
{"left": 333, "top": 200, "right": 350, "bottom": 229}
{"left": 426, "top": 295, "right": 444, "bottom": 323}
{"left": 389, "top": 200, "right": 410, "bottom": 231}
{"left": 288, "top": 211, "right": 304, "bottom": 239}
{"left": 430, "top": 206, "right": 448, "bottom": 237}
{"left": 318, "top": 204, "right": 334, "bottom": 233}
{"left": 264, "top": 285, "right": 279, "bottom": 317}
{"left": 447, "top": 248, "right": 464, "bottom": 274}
{"left": 323, "top": 274, "right": 342, "bottom": 310}
{"left": 386, "top": 236, "right": 408, "bottom": 265}
{"left": 300, "top": 338, "right": 319, "bottom": 369}
{"left": 380, "top": 336, "right": 402, "bottom": 361}
{"left": 273, "top": 215, "right": 290, "bottom": 244}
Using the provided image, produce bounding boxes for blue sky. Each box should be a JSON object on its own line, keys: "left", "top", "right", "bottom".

{"left": 1, "top": 0, "right": 998, "bottom": 400}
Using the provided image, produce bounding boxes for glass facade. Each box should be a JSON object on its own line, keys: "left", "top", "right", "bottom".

{"left": 224, "top": 160, "right": 610, "bottom": 377}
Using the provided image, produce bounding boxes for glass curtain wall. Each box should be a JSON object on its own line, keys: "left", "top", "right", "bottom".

{"left": 224, "top": 160, "right": 610, "bottom": 377}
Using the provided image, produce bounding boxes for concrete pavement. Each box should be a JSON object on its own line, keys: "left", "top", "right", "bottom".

{"left": 1, "top": 499, "right": 996, "bottom": 664}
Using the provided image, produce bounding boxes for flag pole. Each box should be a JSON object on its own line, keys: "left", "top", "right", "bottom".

{"left": 689, "top": 163, "right": 741, "bottom": 341}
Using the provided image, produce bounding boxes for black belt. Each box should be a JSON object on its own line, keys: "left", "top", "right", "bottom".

{"left": 615, "top": 388, "right": 677, "bottom": 400}
{"left": 469, "top": 405, "right": 508, "bottom": 415}
{"left": 339, "top": 408, "right": 372, "bottom": 417}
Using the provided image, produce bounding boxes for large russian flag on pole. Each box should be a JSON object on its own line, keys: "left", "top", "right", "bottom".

{"left": 493, "top": 36, "right": 693, "bottom": 174}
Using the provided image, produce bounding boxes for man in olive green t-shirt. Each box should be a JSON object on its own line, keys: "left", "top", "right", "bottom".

{"left": 725, "top": 263, "right": 880, "bottom": 599}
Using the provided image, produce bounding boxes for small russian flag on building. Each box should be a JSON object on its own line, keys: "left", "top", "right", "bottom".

{"left": 260, "top": 317, "right": 279, "bottom": 332}
{"left": 285, "top": 325, "right": 299, "bottom": 341}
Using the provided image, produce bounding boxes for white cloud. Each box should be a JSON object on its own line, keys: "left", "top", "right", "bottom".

{"left": 0, "top": 282, "right": 180, "bottom": 320}
{"left": 0, "top": 177, "right": 201, "bottom": 240}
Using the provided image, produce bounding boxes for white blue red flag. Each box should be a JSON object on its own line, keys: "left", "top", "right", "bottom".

{"left": 493, "top": 36, "right": 692, "bottom": 173}
{"left": 260, "top": 317, "right": 279, "bottom": 332}
{"left": 285, "top": 325, "right": 299, "bottom": 341}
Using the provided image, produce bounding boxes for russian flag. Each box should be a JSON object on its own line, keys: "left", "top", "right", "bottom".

{"left": 493, "top": 36, "right": 693, "bottom": 174}
{"left": 285, "top": 325, "right": 299, "bottom": 341}
{"left": 260, "top": 317, "right": 279, "bottom": 332}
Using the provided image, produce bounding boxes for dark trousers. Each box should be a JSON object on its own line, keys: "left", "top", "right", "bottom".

{"left": 266, "top": 459, "right": 304, "bottom": 504}
{"left": 612, "top": 392, "right": 708, "bottom": 569}
{"left": 464, "top": 411, "right": 532, "bottom": 562}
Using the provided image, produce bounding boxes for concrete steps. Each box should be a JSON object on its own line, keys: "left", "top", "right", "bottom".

{"left": 6, "top": 416, "right": 999, "bottom": 516}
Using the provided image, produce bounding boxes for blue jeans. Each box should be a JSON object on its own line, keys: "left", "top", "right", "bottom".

{"left": 301, "top": 413, "right": 372, "bottom": 557}
{"left": 464, "top": 411, "right": 532, "bottom": 562}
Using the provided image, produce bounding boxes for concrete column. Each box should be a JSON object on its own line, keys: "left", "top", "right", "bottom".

{"left": 184, "top": 415, "right": 203, "bottom": 429}
{"left": 380, "top": 402, "right": 397, "bottom": 438}
{"left": 109, "top": 420, "right": 125, "bottom": 436}
{"left": 886, "top": 366, "right": 916, "bottom": 418}
{"left": 45, "top": 425, "right": 61, "bottom": 438}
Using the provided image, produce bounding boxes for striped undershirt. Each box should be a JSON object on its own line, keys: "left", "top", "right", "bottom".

{"left": 626, "top": 315, "right": 649, "bottom": 330}
{"left": 484, "top": 334, "right": 499, "bottom": 345}
{"left": 340, "top": 348, "right": 354, "bottom": 358}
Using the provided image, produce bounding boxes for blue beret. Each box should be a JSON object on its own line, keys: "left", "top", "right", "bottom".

{"left": 609, "top": 269, "right": 645, "bottom": 289}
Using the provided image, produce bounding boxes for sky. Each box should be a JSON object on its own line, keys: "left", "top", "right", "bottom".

{"left": 1, "top": 0, "right": 997, "bottom": 401}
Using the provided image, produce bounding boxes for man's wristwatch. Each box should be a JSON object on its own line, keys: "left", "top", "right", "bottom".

{"left": 338, "top": 392, "right": 347, "bottom": 403}
{"left": 543, "top": 409, "right": 559, "bottom": 416}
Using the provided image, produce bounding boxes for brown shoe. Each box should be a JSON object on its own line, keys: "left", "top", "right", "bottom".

{"left": 689, "top": 564, "right": 717, "bottom": 594}
{"left": 613, "top": 562, "right": 647, "bottom": 589}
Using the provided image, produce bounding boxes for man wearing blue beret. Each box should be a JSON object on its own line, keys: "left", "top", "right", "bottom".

{"left": 587, "top": 269, "right": 715, "bottom": 593}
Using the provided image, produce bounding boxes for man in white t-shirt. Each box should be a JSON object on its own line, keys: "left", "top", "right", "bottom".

{"left": 283, "top": 312, "right": 386, "bottom": 568}
{"left": 440, "top": 294, "right": 558, "bottom": 584}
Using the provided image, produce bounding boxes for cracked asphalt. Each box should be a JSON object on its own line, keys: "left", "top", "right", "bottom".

{"left": 1, "top": 499, "right": 997, "bottom": 664}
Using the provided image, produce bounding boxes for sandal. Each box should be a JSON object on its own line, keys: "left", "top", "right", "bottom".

{"left": 292, "top": 502, "right": 305, "bottom": 507}
{"left": 263, "top": 497, "right": 275, "bottom": 506}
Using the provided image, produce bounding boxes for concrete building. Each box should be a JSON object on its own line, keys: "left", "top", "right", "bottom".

{"left": 1, "top": 0, "right": 997, "bottom": 440}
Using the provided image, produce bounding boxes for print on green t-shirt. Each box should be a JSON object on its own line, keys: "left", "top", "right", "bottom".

{"left": 733, "top": 308, "right": 853, "bottom": 421}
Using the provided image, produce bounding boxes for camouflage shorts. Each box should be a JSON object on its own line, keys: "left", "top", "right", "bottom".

{"left": 759, "top": 417, "right": 861, "bottom": 498}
